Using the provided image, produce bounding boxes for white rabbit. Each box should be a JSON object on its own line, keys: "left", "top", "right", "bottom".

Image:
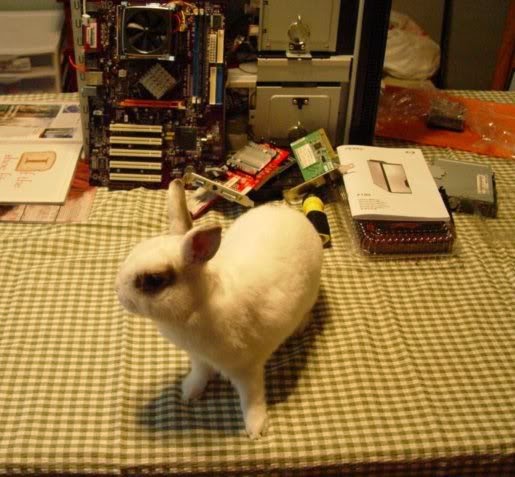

{"left": 115, "top": 179, "right": 323, "bottom": 438}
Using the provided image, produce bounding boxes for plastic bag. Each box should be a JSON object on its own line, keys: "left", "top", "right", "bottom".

{"left": 384, "top": 11, "right": 441, "bottom": 80}
{"left": 376, "top": 86, "right": 515, "bottom": 160}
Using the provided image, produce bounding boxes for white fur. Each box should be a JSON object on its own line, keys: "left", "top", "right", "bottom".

{"left": 115, "top": 180, "right": 323, "bottom": 438}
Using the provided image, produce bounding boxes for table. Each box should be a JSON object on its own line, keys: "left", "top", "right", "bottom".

{"left": 0, "top": 91, "right": 514, "bottom": 475}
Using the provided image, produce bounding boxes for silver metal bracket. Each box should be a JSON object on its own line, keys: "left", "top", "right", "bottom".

{"left": 183, "top": 171, "right": 255, "bottom": 208}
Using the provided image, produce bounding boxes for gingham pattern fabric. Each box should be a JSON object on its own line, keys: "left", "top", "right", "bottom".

{"left": 0, "top": 91, "right": 514, "bottom": 476}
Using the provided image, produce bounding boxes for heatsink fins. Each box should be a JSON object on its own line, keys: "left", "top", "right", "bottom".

{"left": 139, "top": 63, "right": 177, "bottom": 99}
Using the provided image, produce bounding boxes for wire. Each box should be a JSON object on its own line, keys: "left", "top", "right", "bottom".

{"left": 169, "top": 1, "right": 196, "bottom": 10}
{"left": 68, "top": 54, "right": 87, "bottom": 73}
{"left": 172, "top": 13, "right": 182, "bottom": 32}
{"left": 179, "top": 1, "right": 196, "bottom": 8}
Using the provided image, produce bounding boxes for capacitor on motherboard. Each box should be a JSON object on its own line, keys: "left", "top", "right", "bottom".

{"left": 302, "top": 195, "right": 331, "bottom": 247}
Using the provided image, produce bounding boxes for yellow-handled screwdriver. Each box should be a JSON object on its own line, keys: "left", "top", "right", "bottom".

{"left": 302, "top": 195, "right": 331, "bottom": 247}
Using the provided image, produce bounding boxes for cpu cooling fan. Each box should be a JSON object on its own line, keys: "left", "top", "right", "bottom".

{"left": 121, "top": 6, "right": 171, "bottom": 57}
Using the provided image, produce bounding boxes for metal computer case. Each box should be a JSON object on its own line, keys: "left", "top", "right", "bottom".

{"left": 258, "top": 0, "right": 342, "bottom": 55}
{"left": 252, "top": 0, "right": 391, "bottom": 147}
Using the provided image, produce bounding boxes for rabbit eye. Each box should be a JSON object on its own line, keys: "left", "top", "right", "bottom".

{"left": 135, "top": 270, "right": 175, "bottom": 294}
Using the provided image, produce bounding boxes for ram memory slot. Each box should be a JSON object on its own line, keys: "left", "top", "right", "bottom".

{"left": 209, "top": 65, "right": 224, "bottom": 105}
{"left": 216, "top": 65, "right": 224, "bottom": 103}
{"left": 192, "top": 11, "right": 205, "bottom": 100}
{"left": 216, "top": 29, "right": 224, "bottom": 64}
{"left": 192, "top": 14, "right": 199, "bottom": 99}
{"left": 209, "top": 66, "right": 217, "bottom": 105}
{"left": 186, "top": 64, "right": 192, "bottom": 97}
{"left": 202, "top": 13, "right": 210, "bottom": 101}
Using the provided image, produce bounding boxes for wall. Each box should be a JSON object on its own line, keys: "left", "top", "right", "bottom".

{"left": 392, "top": 0, "right": 510, "bottom": 89}
{"left": 0, "top": 1, "right": 61, "bottom": 10}
{"left": 446, "top": 0, "right": 510, "bottom": 89}
{"left": 392, "top": 0, "right": 444, "bottom": 43}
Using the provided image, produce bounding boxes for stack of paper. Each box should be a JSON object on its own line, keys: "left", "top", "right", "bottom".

{"left": 337, "top": 145, "right": 455, "bottom": 255}
{"left": 0, "top": 100, "right": 83, "bottom": 205}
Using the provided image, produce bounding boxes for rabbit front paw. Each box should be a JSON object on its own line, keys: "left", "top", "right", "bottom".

{"left": 245, "top": 406, "right": 268, "bottom": 439}
{"left": 181, "top": 372, "right": 208, "bottom": 401}
{"left": 181, "top": 360, "right": 215, "bottom": 401}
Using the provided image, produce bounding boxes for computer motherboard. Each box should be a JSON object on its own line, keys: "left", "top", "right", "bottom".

{"left": 82, "top": 1, "right": 226, "bottom": 189}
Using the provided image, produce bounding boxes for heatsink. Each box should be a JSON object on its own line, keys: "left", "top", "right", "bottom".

{"left": 139, "top": 63, "right": 177, "bottom": 99}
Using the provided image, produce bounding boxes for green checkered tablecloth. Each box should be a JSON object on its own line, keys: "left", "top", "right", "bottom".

{"left": 0, "top": 92, "right": 514, "bottom": 475}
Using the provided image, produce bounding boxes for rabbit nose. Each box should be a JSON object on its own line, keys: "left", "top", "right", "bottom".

{"left": 114, "top": 276, "right": 126, "bottom": 296}
{"left": 118, "top": 293, "right": 133, "bottom": 312}
{"left": 116, "top": 288, "right": 137, "bottom": 314}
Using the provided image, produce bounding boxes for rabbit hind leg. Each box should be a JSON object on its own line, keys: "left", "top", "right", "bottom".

{"left": 228, "top": 365, "right": 268, "bottom": 439}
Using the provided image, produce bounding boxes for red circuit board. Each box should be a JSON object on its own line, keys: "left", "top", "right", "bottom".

{"left": 225, "top": 145, "right": 291, "bottom": 194}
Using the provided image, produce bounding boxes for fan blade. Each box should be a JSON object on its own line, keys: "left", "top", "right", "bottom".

{"left": 129, "top": 12, "right": 147, "bottom": 27}
{"left": 129, "top": 31, "right": 145, "bottom": 47}
{"left": 149, "top": 13, "right": 164, "bottom": 29}
{"left": 126, "top": 22, "right": 145, "bottom": 31}
{"left": 149, "top": 35, "right": 161, "bottom": 51}
{"left": 141, "top": 33, "right": 151, "bottom": 52}
{"left": 141, "top": 10, "right": 152, "bottom": 28}
{"left": 125, "top": 9, "right": 168, "bottom": 54}
{"left": 158, "top": 34, "right": 167, "bottom": 49}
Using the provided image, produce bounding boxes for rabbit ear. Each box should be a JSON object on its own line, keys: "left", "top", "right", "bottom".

{"left": 182, "top": 225, "right": 222, "bottom": 265}
{"left": 168, "top": 179, "right": 193, "bottom": 235}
